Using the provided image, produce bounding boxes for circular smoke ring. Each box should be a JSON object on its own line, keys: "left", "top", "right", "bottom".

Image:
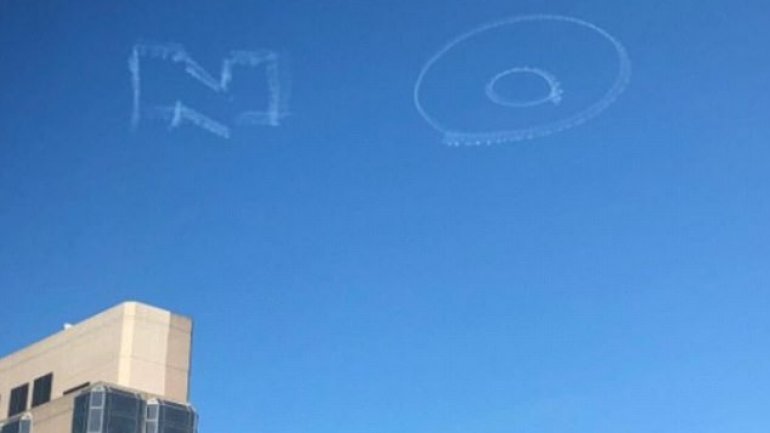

{"left": 484, "top": 67, "right": 563, "bottom": 108}
{"left": 413, "top": 14, "right": 632, "bottom": 146}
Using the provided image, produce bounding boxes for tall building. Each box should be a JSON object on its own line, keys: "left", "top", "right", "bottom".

{"left": 0, "top": 302, "right": 198, "bottom": 433}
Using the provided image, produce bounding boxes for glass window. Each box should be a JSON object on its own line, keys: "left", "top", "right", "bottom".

{"left": 0, "top": 421, "right": 14, "bottom": 433}
{"left": 17, "top": 418, "right": 30, "bottom": 433}
{"left": 103, "top": 389, "right": 143, "bottom": 433}
{"left": 161, "top": 406, "right": 190, "bottom": 427}
{"left": 87, "top": 408, "right": 103, "bottom": 433}
{"left": 89, "top": 390, "right": 105, "bottom": 408}
{"left": 1, "top": 416, "right": 31, "bottom": 433}
{"left": 157, "top": 402, "right": 196, "bottom": 433}
{"left": 163, "top": 427, "right": 188, "bottom": 433}
{"left": 31, "top": 374, "right": 53, "bottom": 407}
{"left": 146, "top": 404, "right": 159, "bottom": 421}
{"left": 7, "top": 384, "right": 29, "bottom": 418}
{"left": 105, "top": 415, "right": 139, "bottom": 433}
{"left": 72, "top": 389, "right": 196, "bottom": 433}
{"left": 108, "top": 392, "right": 138, "bottom": 417}
{"left": 72, "top": 394, "right": 89, "bottom": 433}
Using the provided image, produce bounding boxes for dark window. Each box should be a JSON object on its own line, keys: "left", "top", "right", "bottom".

{"left": 0, "top": 417, "right": 31, "bottom": 433}
{"left": 157, "top": 401, "right": 196, "bottom": 433}
{"left": 32, "top": 373, "right": 53, "bottom": 407}
{"left": 104, "top": 389, "right": 143, "bottom": 433}
{"left": 72, "top": 394, "right": 89, "bottom": 433}
{"left": 73, "top": 388, "right": 197, "bottom": 433}
{"left": 8, "top": 384, "right": 28, "bottom": 418}
{"left": 0, "top": 421, "right": 16, "bottom": 433}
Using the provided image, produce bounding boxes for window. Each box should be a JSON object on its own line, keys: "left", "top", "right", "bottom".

{"left": 86, "top": 388, "right": 105, "bottom": 433}
{"left": 8, "top": 384, "right": 29, "bottom": 418}
{"left": 31, "top": 374, "right": 53, "bottom": 407}
{"left": 144, "top": 401, "right": 159, "bottom": 433}
{"left": 72, "top": 393, "right": 89, "bottom": 433}
{"left": 1, "top": 414, "right": 32, "bottom": 433}
{"left": 156, "top": 401, "right": 196, "bottom": 433}
{"left": 104, "top": 390, "right": 143, "bottom": 433}
{"left": 73, "top": 388, "right": 195, "bottom": 433}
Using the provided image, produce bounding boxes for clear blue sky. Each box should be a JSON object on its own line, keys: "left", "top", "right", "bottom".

{"left": 2, "top": 0, "right": 770, "bottom": 432}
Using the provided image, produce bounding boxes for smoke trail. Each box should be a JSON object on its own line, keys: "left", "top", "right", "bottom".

{"left": 151, "top": 102, "right": 231, "bottom": 139}
{"left": 132, "top": 43, "right": 221, "bottom": 92}
{"left": 129, "top": 42, "right": 290, "bottom": 137}
{"left": 128, "top": 47, "right": 141, "bottom": 128}
{"left": 413, "top": 15, "right": 632, "bottom": 146}
{"left": 226, "top": 50, "right": 291, "bottom": 127}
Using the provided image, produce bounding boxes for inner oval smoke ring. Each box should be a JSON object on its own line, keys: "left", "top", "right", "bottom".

{"left": 413, "top": 14, "right": 632, "bottom": 145}
{"left": 485, "top": 67, "right": 563, "bottom": 108}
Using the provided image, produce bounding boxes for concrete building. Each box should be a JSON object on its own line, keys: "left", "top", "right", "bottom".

{"left": 0, "top": 302, "right": 197, "bottom": 433}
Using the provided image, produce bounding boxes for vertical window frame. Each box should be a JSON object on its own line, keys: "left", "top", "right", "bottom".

{"left": 86, "top": 387, "right": 105, "bottom": 433}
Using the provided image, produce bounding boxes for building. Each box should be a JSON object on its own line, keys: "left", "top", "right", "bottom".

{"left": 0, "top": 302, "right": 197, "bottom": 433}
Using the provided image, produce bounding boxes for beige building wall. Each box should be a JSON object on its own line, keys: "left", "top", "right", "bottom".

{"left": 13, "top": 391, "right": 77, "bottom": 433}
{"left": 0, "top": 302, "right": 192, "bottom": 422}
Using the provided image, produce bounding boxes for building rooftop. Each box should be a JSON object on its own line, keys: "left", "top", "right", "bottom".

{"left": 0, "top": 301, "right": 193, "bottom": 423}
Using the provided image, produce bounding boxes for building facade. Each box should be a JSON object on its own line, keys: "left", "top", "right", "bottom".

{"left": 0, "top": 302, "right": 197, "bottom": 433}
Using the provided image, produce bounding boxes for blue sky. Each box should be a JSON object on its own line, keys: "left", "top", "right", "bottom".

{"left": 2, "top": 0, "right": 770, "bottom": 432}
